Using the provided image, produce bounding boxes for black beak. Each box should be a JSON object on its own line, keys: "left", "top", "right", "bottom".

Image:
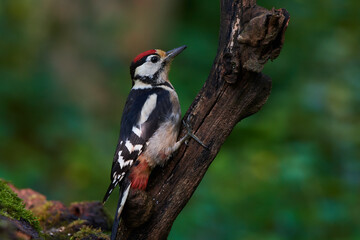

{"left": 165, "top": 45, "right": 187, "bottom": 62}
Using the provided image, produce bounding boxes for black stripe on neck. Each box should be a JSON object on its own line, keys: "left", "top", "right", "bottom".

{"left": 152, "top": 81, "right": 174, "bottom": 90}
{"left": 134, "top": 75, "right": 154, "bottom": 84}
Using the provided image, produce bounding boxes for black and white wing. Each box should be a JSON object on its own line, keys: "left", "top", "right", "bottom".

{"left": 103, "top": 87, "right": 172, "bottom": 203}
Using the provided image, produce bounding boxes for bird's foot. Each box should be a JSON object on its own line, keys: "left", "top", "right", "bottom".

{"left": 182, "top": 120, "right": 208, "bottom": 149}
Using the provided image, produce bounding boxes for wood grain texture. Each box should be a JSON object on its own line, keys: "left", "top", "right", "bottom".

{"left": 117, "top": 0, "right": 290, "bottom": 239}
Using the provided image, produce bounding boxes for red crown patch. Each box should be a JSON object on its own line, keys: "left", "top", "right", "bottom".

{"left": 133, "top": 49, "right": 157, "bottom": 63}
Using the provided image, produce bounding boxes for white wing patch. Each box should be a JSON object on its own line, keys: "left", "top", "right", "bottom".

{"left": 139, "top": 94, "right": 157, "bottom": 124}
{"left": 132, "top": 126, "right": 142, "bottom": 137}
{"left": 114, "top": 93, "right": 157, "bottom": 179}
{"left": 124, "top": 140, "right": 144, "bottom": 154}
{"left": 125, "top": 140, "right": 133, "bottom": 153}
{"left": 117, "top": 150, "right": 125, "bottom": 167}
{"left": 130, "top": 93, "right": 157, "bottom": 138}
{"left": 112, "top": 172, "right": 125, "bottom": 184}
{"left": 117, "top": 149, "right": 133, "bottom": 168}
{"left": 133, "top": 144, "right": 143, "bottom": 151}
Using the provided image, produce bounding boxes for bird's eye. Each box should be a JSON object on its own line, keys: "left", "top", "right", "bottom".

{"left": 151, "top": 56, "right": 159, "bottom": 63}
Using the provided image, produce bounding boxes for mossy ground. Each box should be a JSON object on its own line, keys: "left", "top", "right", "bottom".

{"left": 70, "top": 226, "right": 110, "bottom": 240}
{"left": 0, "top": 180, "right": 41, "bottom": 232}
{"left": 0, "top": 180, "right": 111, "bottom": 239}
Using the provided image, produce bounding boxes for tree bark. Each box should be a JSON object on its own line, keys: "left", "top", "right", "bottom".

{"left": 118, "top": 0, "right": 290, "bottom": 239}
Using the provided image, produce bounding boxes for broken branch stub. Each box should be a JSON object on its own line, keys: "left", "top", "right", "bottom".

{"left": 238, "top": 7, "right": 290, "bottom": 72}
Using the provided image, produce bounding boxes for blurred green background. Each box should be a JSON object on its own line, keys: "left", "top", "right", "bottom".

{"left": 1, "top": 0, "right": 360, "bottom": 239}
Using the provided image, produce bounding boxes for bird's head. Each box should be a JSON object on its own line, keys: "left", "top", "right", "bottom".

{"left": 130, "top": 45, "right": 187, "bottom": 86}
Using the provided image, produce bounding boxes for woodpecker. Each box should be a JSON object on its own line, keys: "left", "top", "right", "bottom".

{"left": 103, "top": 46, "right": 206, "bottom": 240}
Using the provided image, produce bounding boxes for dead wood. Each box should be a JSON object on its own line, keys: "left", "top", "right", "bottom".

{"left": 117, "top": 0, "right": 290, "bottom": 239}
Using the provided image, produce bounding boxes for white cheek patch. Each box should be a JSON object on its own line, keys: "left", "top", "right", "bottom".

{"left": 135, "top": 61, "right": 161, "bottom": 77}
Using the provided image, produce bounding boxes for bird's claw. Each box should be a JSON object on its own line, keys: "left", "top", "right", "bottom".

{"left": 182, "top": 120, "right": 208, "bottom": 149}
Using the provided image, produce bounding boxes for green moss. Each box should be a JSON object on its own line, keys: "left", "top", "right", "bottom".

{"left": 70, "top": 226, "right": 109, "bottom": 240}
{"left": 32, "top": 201, "right": 58, "bottom": 229}
{"left": 0, "top": 180, "right": 41, "bottom": 232}
{"left": 33, "top": 201, "right": 53, "bottom": 222}
{"left": 67, "top": 219, "right": 87, "bottom": 228}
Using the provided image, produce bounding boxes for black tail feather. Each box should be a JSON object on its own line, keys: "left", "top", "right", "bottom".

{"left": 103, "top": 181, "right": 117, "bottom": 204}
{"left": 110, "top": 179, "right": 131, "bottom": 240}
{"left": 111, "top": 193, "right": 122, "bottom": 240}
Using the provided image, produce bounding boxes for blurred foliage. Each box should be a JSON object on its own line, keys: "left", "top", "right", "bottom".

{"left": 0, "top": 0, "right": 359, "bottom": 239}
